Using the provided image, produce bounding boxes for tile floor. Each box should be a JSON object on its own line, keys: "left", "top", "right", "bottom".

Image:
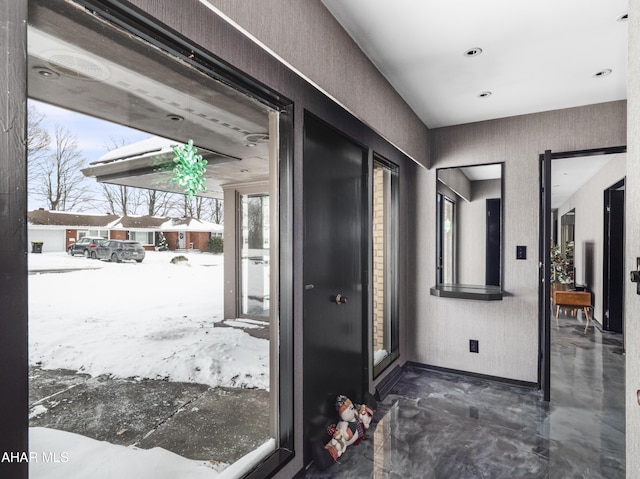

{"left": 305, "top": 311, "right": 625, "bottom": 478}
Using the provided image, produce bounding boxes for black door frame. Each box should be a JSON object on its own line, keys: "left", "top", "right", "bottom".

{"left": 603, "top": 178, "right": 626, "bottom": 334}
{"left": 538, "top": 145, "right": 626, "bottom": 402}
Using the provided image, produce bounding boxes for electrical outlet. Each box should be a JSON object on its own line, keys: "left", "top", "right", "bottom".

{"left": 469, "top": 339, "right": 479, "bottom": 353}
{"left": 516, "top": 245, "right": 527, "bottom": 260}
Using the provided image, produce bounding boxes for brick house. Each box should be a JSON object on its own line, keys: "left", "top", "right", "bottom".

{"left": 27, "top": 209, "right": 222, "bottom": 253}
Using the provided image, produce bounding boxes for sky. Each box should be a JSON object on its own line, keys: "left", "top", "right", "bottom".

{"left": 28, "top": 99, "right": 152, "bottom": 212}
{"left": 30, "top": 99, "right": 151, "bottom": 164}
{"left": 27, "top": 250, "right": 270, "bottom": 478}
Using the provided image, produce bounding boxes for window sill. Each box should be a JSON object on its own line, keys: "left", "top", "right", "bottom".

{"left": 430, "top": 284, "right": 503, "bottom": 301}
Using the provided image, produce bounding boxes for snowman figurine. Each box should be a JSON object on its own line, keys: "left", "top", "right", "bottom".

{"left": 312, "top": 394, "right": 374, "bottom": 471}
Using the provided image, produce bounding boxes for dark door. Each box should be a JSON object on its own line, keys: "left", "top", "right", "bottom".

{"left": 302, "top": 113, "right": 368, "bottom": 459}
{"left": 603, "top": 182, "right": 625, "bottom": 333}
{"left": 486, "top": 198, "right": 501, "bottom": 286}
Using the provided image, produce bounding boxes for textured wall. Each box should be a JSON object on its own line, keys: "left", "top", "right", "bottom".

{"left": 414, "top": 101, "right": 626, "bottom": 383}
{"left": 199, "top": 0, "right": 429, "bottom": 167}
{"left": 626, "top": 0, "right": 640, "bottom": 472}
{"left": 557, "top": 155, "right": 626, "bottom": 326}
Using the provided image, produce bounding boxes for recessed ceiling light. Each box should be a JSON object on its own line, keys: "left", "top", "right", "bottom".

{"left": 617, "top": 12, "right": 628, "bottom": 22}
{"left": 34, "top": 67, "right": 60, "bottom": 80}
{"left": 464, "top": 47, "right": 483, "bottom": 57}
{"left": 478, "top": 91, "right": 492, "bottom": 98}
{"left": 166, "top": 114, "right": 184, "bottom": 121}
{"left": 594, "top": 69, "right": 612, "bottom": 78}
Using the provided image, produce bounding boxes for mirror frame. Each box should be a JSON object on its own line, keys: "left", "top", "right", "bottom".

{"left": 431, "top": 162, "right": 504, "bottom": 301}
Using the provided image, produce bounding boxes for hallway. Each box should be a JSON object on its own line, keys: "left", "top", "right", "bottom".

{"left": 305, "top": 314, "right": 625, "bottom": 478}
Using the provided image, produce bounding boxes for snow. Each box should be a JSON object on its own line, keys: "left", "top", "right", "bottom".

{"left": 28, "top": 252, "right": 273, "bottom": 478}
{"left": 373, "top": 349, "right": 389, "bottom": 365}
{"left": 29, "top": 427, "right": 276, "bottom": 479}
{"left": 28, "top": 251, "right": 269, "bottom": 390}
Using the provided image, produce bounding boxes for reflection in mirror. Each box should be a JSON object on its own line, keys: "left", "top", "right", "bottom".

{"left": 436, "top": 163, "right": 503, "bottom": 288}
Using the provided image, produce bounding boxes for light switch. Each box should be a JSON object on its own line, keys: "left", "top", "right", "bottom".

{"left": 516, "top": 245, "right": 527, "bottom": 260}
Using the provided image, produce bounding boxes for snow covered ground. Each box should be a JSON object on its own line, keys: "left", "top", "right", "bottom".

{"left": 28, "top": 251, "right": 269, "bottom": 390}
{"left": 27, "top": 251, "right": 271, "bottom": 478}
{"left": 29, "top": 428, "right": 275, "bottom": 479}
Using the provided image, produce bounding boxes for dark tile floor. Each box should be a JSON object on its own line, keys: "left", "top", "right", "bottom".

{"left": 305, "top": 311, "right": 625, "bottom": 478}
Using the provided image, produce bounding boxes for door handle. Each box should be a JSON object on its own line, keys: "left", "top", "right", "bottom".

{"left": 335, "top": 294, "right": 348, "bottom": 304}
{"left": 631, "top": 257, "right": 640, "bottom": 295}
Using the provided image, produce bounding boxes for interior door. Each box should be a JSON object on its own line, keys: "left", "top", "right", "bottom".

{"left": 603, "top": 183, "right": 625, "bottom": 333}
{"left": 302, "top": 113, "right": 368, "bottom": 458}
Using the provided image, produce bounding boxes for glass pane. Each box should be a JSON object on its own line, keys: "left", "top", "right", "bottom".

{"left": 372, "top": 160, "right": 397, "bottom": 372}
{"left": 26, "top": 1, "right": 277, "bottom": 476}
{"left": 240, "top": 194, "right": 270, "bottom": 318}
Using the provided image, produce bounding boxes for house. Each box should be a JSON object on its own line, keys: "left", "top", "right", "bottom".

{"left": 1, "top": 1, "right": 638, "bottom": 478}
{"left": 27, "top": 209, "right": 223, "bottom": 252}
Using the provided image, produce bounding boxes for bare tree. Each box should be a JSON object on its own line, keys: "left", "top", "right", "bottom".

{"left": 140, "top": 189, "right": 176, "bottom": 217}
{"left": 181, "top": 195, "right": 206, "bottom": 219}
{"left": 27, "top": 104, "right": 51, "bottom": 185}
{"left": 99, "top": 138, "right": 142, "bottom": 215}
{"left": 101, "top": 183, "right": 142, "bottom": 215}
{"left": 207, "top": 198, "right": 224, "bottom": 225}
{"left": 29, "top": 124, "right": 94, "bottom": 211}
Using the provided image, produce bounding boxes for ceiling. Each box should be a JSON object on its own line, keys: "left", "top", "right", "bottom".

{"left": 320, "top": 1, "right": 628, "bottom": 210}
{"left": 320, "top": 0, "right": 628, "bottom": 129}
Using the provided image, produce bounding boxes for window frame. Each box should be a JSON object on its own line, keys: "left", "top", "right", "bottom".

{"left": 371, "top": 154, "right": 400, "bottom": 379}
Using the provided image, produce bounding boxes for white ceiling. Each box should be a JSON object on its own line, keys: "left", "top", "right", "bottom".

{"left": 320, "top": 0, "right": 628, "bottom": 129}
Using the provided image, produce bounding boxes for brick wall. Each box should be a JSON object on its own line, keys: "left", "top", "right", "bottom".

{"left": 161, "top": 231, "right": 210, "bottom": 251}
{"left": 373, "top": 167, "right": 385, "bottom": 354}
{"left": 110, "top": 230, "right": 127, "bottom": 241}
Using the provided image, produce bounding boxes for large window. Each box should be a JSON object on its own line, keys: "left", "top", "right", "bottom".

{"left": 372, "top": 157, "right": 399, "bottom": 377}
{"left": 128, "top": 231, "right": 155, "bottom": 246}
{"left": 26, "top": 1, "right": 287, "bottom": 477}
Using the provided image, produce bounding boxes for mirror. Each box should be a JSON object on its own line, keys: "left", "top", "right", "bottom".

{"left": 434, "top": 162, "right": 503, "bottom": 296}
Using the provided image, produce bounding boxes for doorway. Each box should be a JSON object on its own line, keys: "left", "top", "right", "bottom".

{"left": 603, "top": 179, "right": 625, "bottom": 333}
{"left": 538, "top": 146, "right": 626, "bottom": 401}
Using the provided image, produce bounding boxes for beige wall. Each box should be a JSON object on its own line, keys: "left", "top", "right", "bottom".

{"left": 557, "top": 154, "right": 626, "bottom": 325}
{"left": 415, "top": 101, "right": 626, "bottom": 383}
{"left": 626, "top": 0, "right": 640, "bottom": 473}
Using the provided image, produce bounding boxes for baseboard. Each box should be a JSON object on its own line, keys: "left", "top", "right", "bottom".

{"left": 406, "top": 361, "right": 538, "bottom": 390}
{"left": 374, "top": 364, "right": 404, "bottom": 401}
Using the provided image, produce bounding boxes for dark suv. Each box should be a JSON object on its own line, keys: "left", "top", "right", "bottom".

{"left": 95, "top": 240, "right": 145, "bottom": 263}
{"left": 67, "top": 237, "right": 106, "bottom": 258}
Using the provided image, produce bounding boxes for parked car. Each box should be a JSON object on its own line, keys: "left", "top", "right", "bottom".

{"left": 95, "top": 240, "right": 146, "bottom": 263}
{"left": 67, "top": 237, "right": 106, "bottom": 258}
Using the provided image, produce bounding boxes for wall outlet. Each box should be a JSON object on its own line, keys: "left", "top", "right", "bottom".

{"left": 469, "top": 339, "right": 479, "bottom": 353}
{"left": 516, "top": 245, "right": 527, "bottom": 260}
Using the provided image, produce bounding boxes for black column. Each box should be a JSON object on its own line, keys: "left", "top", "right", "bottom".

{"left": 0, "top": 1, "right": 29, "bottom": 478}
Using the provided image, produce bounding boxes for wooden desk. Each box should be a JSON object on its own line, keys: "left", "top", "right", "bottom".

{"left": 553, "top": 290, "right": 591, "bottom": 332}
